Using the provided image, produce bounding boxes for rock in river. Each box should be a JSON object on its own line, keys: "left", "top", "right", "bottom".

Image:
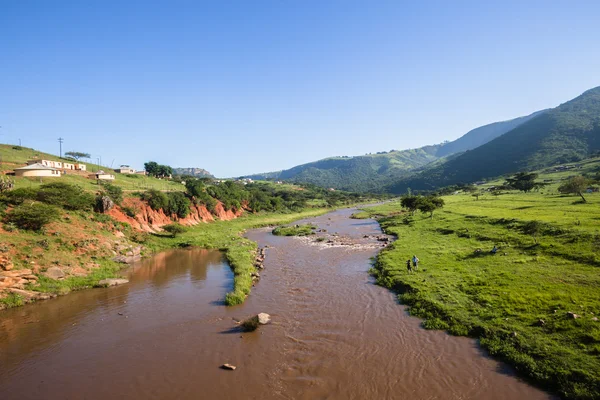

{"left": 97, "top": 278, "right": 129, "bottom": 287}
{"left": 240, "top": 313, "right": 271, "bottom": 331}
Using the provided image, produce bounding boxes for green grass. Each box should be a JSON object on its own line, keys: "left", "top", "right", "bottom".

{"left": 0, "top": 293, "right": 25, "bottom": 308}
{"left": 29, "top": 263, "right": 122, "bottom": 295}
{"left": 272, "top": 224, "right": 317, "bottom": 236}
{"left": 363, "top": 192, "right": 600, "bottom": 399}
{"left": 145, "top": 209, "right": 329, "bottom": 305}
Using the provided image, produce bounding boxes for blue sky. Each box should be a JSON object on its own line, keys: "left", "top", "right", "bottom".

{"left": 1, "top": 1, "right": 599, "bottom": 177}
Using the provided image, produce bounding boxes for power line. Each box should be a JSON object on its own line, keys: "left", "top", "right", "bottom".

{"left": 58, "top": 137, "right": 64, "bottom": 158}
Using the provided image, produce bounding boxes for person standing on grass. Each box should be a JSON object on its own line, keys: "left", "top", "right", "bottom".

{"left": 412, "top": 255, "right": 419, "bottom": 270}
{"left": 406, "top": 259, "right": 412, "bottom": 273}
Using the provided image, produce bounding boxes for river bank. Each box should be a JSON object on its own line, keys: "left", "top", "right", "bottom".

{"left": 0, "top": 207, "right": 551, "bottom": 399}
{"left": 359, "top": 196, "right": 600, "bottom": 399}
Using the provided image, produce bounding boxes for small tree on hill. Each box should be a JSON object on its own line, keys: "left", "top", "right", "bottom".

{"left": 505, "top": 172, "right": 539, "bottom": 192}
{"left": 64, "top": 151, "right": 90, "bottom": 161}
{"left": 417, "top": 196, "right": 445, "bottom": 218}
{"left": 558, "top": 176, "right": 589, "bottom": 203}
{"left": 144, "top": 161, "right": 173, "bottom": 178}
{"left": 400, "top": 195, "right": 420, "bottom": 215}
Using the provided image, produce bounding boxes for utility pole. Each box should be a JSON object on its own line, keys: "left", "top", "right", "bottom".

{"left": 58, "top": 137, "right": 64, "bottom": 158}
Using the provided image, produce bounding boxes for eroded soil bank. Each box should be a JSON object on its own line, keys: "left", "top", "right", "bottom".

{"left": 0, "top": 208, "right": 553, "bottom": 399}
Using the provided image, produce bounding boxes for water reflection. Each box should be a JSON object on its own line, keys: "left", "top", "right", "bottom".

{"left": 0, "top": 248, "right": 231, "bottom": 381}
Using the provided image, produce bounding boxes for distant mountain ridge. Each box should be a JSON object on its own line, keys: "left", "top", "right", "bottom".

{"left": 387, "top": 86, "right": 600, "bottom": 193}
{"left": 172, "top": 167, "right": 214, "bottom": 178}
{"left": 436, "top": 109, "right": 547, "bottom": 157}
{"left": 244, "top": 110, "right": 546, "bottom": 192}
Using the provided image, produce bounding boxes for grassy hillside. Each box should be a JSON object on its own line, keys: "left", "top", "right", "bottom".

{"left": 436, "top": 109, "right": 548, "bottom": 157}
{"left": 0, "top": 144, "right": 185, "bottom": 192}
{"left": 247, "top": 146, "right": 442, "bottom": 192}
{"left": 361, "top": 162, "right": 600, "bottom": 399}
{"left": 389, "top": 87, "right": 600, "bottom": 193}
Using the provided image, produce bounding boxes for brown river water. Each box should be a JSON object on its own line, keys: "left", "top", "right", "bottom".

{"left": 0, "top": 208, "right": 553, "bottom": 399}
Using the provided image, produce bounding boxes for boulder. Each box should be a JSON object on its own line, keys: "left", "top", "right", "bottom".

{"left": 220, "top": 364, "right": 236, "bottom": 371}
{"left": 44, "top": 267, "right": 65, "bottom": 280}
{"left": 567, "top": 312, "right": 580, "bottom": 319}
{"left": 258, "top": 313, "right": 271, "bottom": 325}
{"left": 96, "top": 196, "right": 114, "bottom": 213}
{"left": 240, "top": 313, "right": 271, "bottom": 332}
{"left": 97, "top": 278, "right": 129, "bottom": 287}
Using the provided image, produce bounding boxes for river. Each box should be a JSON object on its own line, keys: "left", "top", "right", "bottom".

{"left": 0, "top": 208, "right": 553, "bottom": 399}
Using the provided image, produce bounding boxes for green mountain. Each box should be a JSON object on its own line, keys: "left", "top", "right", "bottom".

{"left": 245, "top": 111, "right": 543, "bottom": 192}
{"left": 388, "top": 86, "right": 600, "bottom": 193}
{"left": 436, "top": 110, "right": 547, "bottom": 157}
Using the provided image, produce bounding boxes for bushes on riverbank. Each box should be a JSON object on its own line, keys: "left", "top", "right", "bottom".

{"left": 272, "top": 224, "right": 317, "bottom": 236}
{"left": 364, "top": 194, "right": 600, "bottom": 399}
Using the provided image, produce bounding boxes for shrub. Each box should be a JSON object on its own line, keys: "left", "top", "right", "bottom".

{"left": 100, "top": 182, "right": 123, "bottom": 204}
{"left": 0, "top": 293, "right": 24, "bottom": 308}
{"left": 1, "top": 187, "right": 38, "bottom": 205}
{"left": 163, "top": 222, "right": 187, "bottom": 237}
{"left": 36, "top": 182, "right": 94, "bottom": 210}
{"left": 166, "top": 192, "right": 191, "bottom": 218}
{"left": 4, "top": 203, "right": 60, "bottom": 231}
{"left": 141, "top": 189, "right": 168, "bottom": 211}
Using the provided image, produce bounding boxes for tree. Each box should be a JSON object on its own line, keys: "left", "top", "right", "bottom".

{"left": 505, "top": 172, "right": 539, "bottom": 192}
{"left": 144, "top": 161, "right": 172, "bottom": 178}
{"left": 163, "top": 222, "right": 186, "bottom": 237}
{"left": 417, "top": 196, "right": 445, "bottom": 218}
{"left": 64, "top": 151, "right": 90, "bottom": 161}
{"left": 522, "top": 220, "right": 543, "bottom": 244}
{"left": 558, "top": 176, "right": 589, "bottom": 203}
{"left": 400, "top": 195, "right": 420, "bottom": 215}
{"left": 144, "top": 161, "right": 159, "bottom": 176}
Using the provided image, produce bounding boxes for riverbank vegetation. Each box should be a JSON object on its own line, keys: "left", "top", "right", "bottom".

{"left": 362, "top": 183, "right": 600, "bottom": 398}
{"left": 272, "top": 224, "right": 317, "bottom": 236}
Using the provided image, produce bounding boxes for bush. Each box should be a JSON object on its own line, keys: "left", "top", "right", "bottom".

{"left": 141, "top": 189, "right": 168, "bottom": 211}
{"left": 100, "top": 182, "right": 123, "bottom": 204}
{"left": 163, "top": 222, "right": 186, "bottom": 237}
{"left": 4, "top": 203, "right": 60, "bottom": 231}
{"left": 166, "top": 192, "right": 191, "bottom": 218}
{"left": 36, "top": 182, "right": 95, "bottom": 211}
{"left": 0, "top": 187, "right": 38, "bottom": 205}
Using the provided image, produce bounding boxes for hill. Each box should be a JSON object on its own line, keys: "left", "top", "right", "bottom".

{"left": 172, "top": 167, "right": 214, "bottom": 178}
{"left": 0, "top": 144, "right": 185, "bottom": 192}
{"left": 435, "top": 109, "right": 548, "bottom": 157}
{"left": 245, "top": 111, "right": 542, "bottom": 192}
{"left": 388, "top": 86, "right": 600, "bottom": 193}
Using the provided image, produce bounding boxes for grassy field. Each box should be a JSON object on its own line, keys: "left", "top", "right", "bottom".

{"left": 361, "top": 188, "right": 600, "bottom": 399}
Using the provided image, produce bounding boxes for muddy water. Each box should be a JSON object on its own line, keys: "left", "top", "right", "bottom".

{"left": 0, "top": 209, "right": 552, "bottom": 400}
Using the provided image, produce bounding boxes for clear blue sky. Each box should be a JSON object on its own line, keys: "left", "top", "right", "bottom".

{"left": 1, "top": 1, "right": 599, "bottom": 177}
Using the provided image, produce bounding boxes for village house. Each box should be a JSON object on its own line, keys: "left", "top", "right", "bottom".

{"left": 114, "top": 165, "right": 136, "bottom": 174}
{"left": 27, "top": 159, "right": 86, "bottom": 171}
{"left": 13, "top": 163, "right": 61, "bottom": 178}
{"left": 89, "top": 170, "right": 115, "bottom": 180}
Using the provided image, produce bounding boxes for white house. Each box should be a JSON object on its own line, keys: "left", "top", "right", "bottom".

{"left": 14, "top": 163, "right": 61, "bottom": 178}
